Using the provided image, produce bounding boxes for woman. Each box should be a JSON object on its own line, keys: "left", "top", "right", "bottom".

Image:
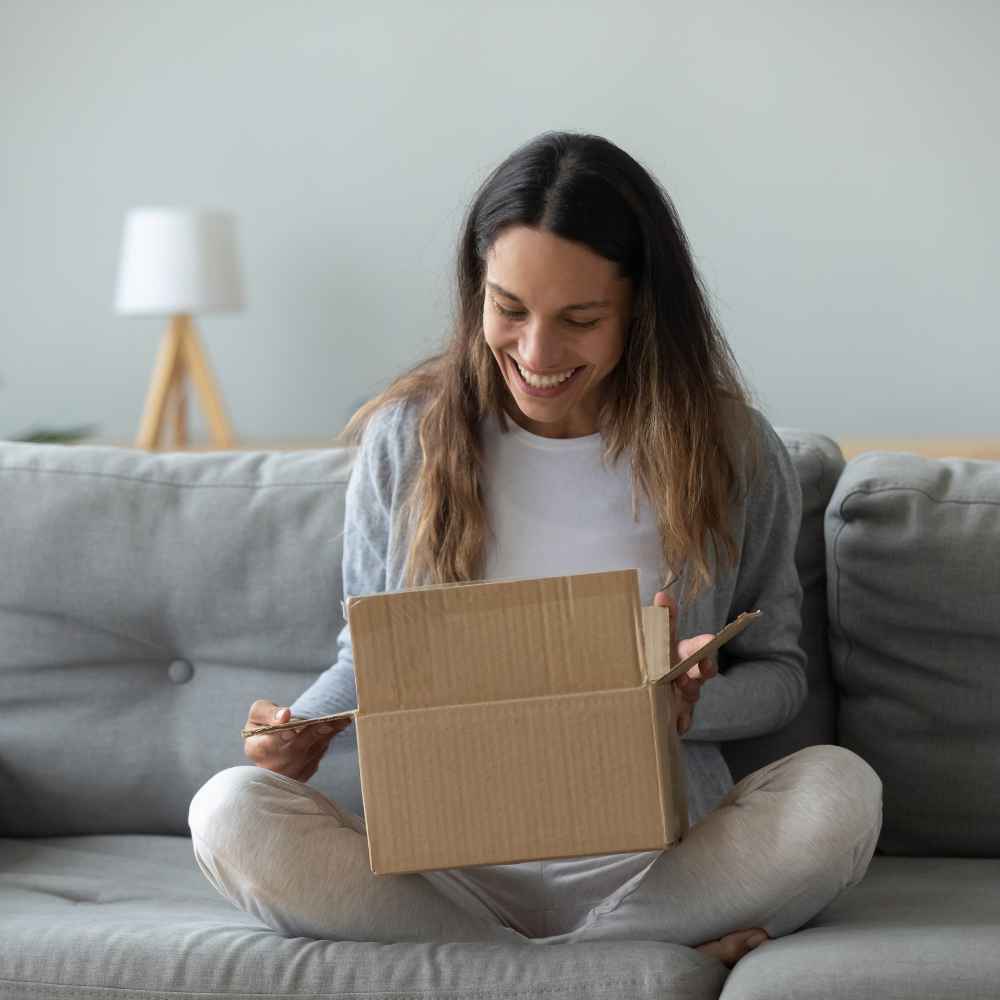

{"left": 189, "top": 131, "right": 882, "bottom": 966}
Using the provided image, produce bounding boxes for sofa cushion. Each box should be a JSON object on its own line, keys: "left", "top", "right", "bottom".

{"left": 0, "top": 442, "right": 356, "bottom": 838}
{"left": 825, "top": 452, "right": 1000, "bottom": 855}
{"left": 0, "top": 834, "right": 727, "bottom": 1000}
{"left": 721, "top": 429, "right": 843, "bottom": 782}
{"left": 718, "top": 856, "right": 1000, "bottom": 999}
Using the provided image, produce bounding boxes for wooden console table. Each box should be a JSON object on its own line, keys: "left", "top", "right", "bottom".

{"left": 837, "top": 438, "right": 1000, "bottom": 461}
{"left": 79, "top": 438, "right": 340, "bottom": 453}
{"left": 76, "top": 436, "right": 1000, "bottom": 461}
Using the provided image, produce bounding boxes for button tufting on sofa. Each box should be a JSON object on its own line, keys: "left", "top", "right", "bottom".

{"left": 167, "top": 659, "right": 194, "bottom": 684}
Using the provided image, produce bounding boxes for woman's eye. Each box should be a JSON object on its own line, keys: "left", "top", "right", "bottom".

{"left": 494, "top": 302, "right": 526, "bottom": 320}
{"left": 492, "top": 301, "right": 599, "bottom": 329}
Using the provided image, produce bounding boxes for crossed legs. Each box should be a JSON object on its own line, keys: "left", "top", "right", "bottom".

{"left": 188, "top": 744, "right": 881, "bottom": 947}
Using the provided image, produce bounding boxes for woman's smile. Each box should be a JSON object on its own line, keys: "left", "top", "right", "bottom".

{"left": 507, "top": 354, "right": 586, "bottom": 397}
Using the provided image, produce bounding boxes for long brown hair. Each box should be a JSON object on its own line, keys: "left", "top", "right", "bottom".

{"left": 335, "top": 131, "right": 765, "bottom": 606}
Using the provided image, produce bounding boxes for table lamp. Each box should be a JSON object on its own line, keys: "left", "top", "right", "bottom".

{"left": 114, "top": 207, "right": 245, "bottom": 451}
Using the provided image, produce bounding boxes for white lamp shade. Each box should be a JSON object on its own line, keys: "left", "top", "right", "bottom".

{"left": 114, "top": 207, "right": 245, "bottom": 316}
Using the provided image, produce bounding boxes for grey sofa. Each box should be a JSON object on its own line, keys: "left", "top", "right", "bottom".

{"left": 1, "top": 428, "right": 998, "bottom": 1000}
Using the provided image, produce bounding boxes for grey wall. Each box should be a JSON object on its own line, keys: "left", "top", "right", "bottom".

{"left": 2, "top": 1, "right": 997, "bottom": 444}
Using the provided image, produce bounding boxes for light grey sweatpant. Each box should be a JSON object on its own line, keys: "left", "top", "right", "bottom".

{"left": 187, "top": 744, "right": 882, "bottom": 946}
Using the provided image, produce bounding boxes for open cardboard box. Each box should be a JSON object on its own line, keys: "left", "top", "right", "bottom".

{"left": 244, "top": 568, "right": 760, "bottom": 875}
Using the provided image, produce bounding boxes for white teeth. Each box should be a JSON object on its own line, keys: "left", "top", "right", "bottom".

{"left": 514, "top": 358, "right": 579, "bottom": 388}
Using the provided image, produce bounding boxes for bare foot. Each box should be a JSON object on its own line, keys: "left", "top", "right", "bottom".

{"left": 695, "top": 927, "right": 769, "bottom": 967}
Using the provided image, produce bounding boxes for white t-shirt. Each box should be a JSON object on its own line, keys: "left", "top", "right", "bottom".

{"left": 422, "top": 410, "right": 668, "bottom": 940}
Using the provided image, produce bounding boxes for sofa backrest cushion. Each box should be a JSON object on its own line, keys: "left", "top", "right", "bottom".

{"left": 0, "top": 442, "right": 355, "bottom": 837}
{"left": 0, "top": 427, "right": 844, "bottom": 838}
{"left": 826, "top": 451, "right": 1000, "bottom": 856}
{"left": 721, "top": 429, "right": 843, "bottom": 783}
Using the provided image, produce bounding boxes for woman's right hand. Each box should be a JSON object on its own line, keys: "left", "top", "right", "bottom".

{"left": 243, "top": 699, "right": 353, "bottom": 782}
{"left": 653, "top": 591, "right": 717, "bottom": 735}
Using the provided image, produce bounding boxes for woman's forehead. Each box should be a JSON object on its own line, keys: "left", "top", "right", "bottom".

{"left": 485, "top": 227, "right": 629, "bottom": 305}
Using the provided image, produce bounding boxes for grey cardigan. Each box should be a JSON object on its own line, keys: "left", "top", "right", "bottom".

{"left": 290, "top": 396, "right": 808, "bottom": 826}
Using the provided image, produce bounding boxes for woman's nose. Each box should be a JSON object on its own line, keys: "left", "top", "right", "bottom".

{"left": 517, "top": 323, "right": 563, "bottom": 370}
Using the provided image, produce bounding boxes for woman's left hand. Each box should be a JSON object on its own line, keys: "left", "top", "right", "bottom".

{"left": 653, "top": 589, "right": 717, "bottom": 736}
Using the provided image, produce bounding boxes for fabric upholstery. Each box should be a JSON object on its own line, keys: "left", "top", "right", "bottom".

{"left": 2, "top": 435, "right": 999, "bottom": 1000}
{"left": 825, "top": 452, "right": 1000, "bottom": 855}
{"left": 0, "top": 834, "right": 727, "bottom": 1000}
{"left": 0, "top": 442, "right": 356, "bottom": 837}
{"left": 719, "top": 856, "right": 1000, "bottom": 999}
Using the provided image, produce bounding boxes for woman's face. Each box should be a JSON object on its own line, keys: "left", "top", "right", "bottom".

{"left": 482, "top": 225, "right": 634, "bottom": 439}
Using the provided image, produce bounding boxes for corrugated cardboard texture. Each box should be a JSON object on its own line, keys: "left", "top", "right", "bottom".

{"left": 347, "top": 569, "right": 646, "bottom": 713}
{"left": 357, "top": 686, "right": 667, "bottom": 874}
{"left": 640, "top": 604, "right": 689, "bottom": 840}
{"left": 648, "top": 681, "right": 689, "bottom": 844}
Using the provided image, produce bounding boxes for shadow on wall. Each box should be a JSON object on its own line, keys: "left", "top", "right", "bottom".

{"left": 6, "top": 424, "right": 102, "bottom": 444}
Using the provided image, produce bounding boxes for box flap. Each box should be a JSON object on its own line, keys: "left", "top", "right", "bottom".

{"left": 651, "top": 609, "right": 764, "bottom": 687}
{"left": 346, "top": 569, "right": 645, "bottom": 713}
{"left": 640, "top": 605, "right": 672, "bottom": 683}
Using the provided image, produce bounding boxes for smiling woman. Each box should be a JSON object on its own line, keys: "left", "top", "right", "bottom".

{"left": 193, "top": 131, "right": 880, "bottom": 967}
{"left": 337, "top": 130, "right": 766, "bottom": 607}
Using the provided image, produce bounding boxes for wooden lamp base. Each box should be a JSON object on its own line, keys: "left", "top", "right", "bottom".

{"left": 135, "top": 314, "right": 237, "bottom": 451}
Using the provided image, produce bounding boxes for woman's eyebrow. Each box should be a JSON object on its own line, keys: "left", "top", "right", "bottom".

{"left": 486, "top": 281, "right": 611, "bottom": 311}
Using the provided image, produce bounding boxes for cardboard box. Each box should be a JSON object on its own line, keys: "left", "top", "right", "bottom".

{"left": 334, "top": 568, "right": 761, "bottom": 876}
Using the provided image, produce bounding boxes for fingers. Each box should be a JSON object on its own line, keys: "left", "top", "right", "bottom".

{"left": 300, "top": 721, "right": 348, "bottom": 755}
{"left": 648, "top": 607, "right": 703, "bottom": 737}
{"left": 287, "top": 739, "right": 330, "bottom": 783}
{"left": 244, "top": 702, "right": 301, "bottom": 741}
{"left": 246, "top": 726, "right": 332, "bottom": 775}
{"left": 243, "top": 701, "right": 351, "bottom": 773}
{"left": 677, "top": 634, "right": 718, "bottom": 680}
{"left": 673, "top": 651, "right": 714, "bottom": 703}
{"left": 675, "top": 700, "right": 692, "bottom": 736}
{"left": 294, "top": 723, "right": 346, "bottom": 779}
{"left": 248, "top": 699, "right": 281, "bottom": 726}
{"left": 650, "top": 612, "right": 717, "bottom": 736}
{"left": 242, "top": 702, "right": 286, "bottom": 759}
{"left": 667, "top": 657, "right": 702, "bottom": 737}
{"left": 699, "top": 658, "right": 718, "bottom": 680}
{"left": 675, "top": 682, "right": 701, "bottom": 705}
{"left": 655, "top": 594, "right": 719, "bottom": 683}
{"left": 274, "top": 706, "right": 303, "bottom": 742}
{"left": 647, "top": 609, "right": 717, "bottom": 727}
{"left": 674, "top": 671, "right": 708, "bottom": 713}
{"left": 276, "top": 713, "right": 346, "bottom": 755}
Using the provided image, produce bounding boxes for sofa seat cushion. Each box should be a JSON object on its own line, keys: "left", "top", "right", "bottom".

{"left": 719, "top": 856, "right": 1000, "bottom": 1000}
{"left": 0, "top": 834, "right": 727, "bottom": 1000}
